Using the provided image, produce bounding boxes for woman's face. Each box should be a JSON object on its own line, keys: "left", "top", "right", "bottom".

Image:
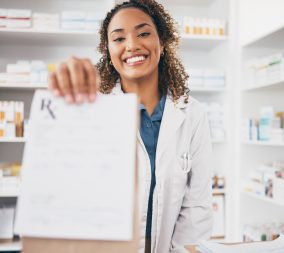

{"left": 107, "top": 8, "right": 163, "bottom": 83}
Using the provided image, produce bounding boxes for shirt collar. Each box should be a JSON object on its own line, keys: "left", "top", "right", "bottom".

{"left": 140, "top": 95, "right": 166, "bottom": 121}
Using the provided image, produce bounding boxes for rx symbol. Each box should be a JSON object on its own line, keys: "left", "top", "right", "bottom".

{"left": 41, "top": 99, "right": 56, "bottom": 119}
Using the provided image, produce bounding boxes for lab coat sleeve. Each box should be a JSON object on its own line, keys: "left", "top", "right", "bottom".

{"left": 170, "top": 109, "right": 213, "bottom": 252}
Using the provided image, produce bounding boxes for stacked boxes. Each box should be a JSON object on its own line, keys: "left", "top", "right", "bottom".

{"left": 0, "top": 101, "right": 24, "bottom": 138}
{"left": 242, "top": 107, "right": 284, "bottom": 142}
{"left": 203, "top": 102, "right": 226, "bottom": 141}
{"left": 242, "top": 162, "right": 284, "bottom": 203}
{"left": 245, "top": 53, "right": 284, "bottom": 87}
{"left": 175, "top": 16, "right": 226, "bottom": 37}
{"left": 33, "top": 13, "right": 60, "bottom": 30}
{"left": 188, "top": 68, "right": 226, "bottom": 88}
{"left": 0, "top": 9, "right": 32, "bottom": 28}
{"left": 0, "top": 8, "right": 102, "bottom": 32}
{"left": 243, "top": 222, "right": 284, "bottom": 242}
{"left": 0, "top": 61, "right": 53, "bottom": 85}
{"left": 61, "top": 11, "right": 102, "bottom": 32}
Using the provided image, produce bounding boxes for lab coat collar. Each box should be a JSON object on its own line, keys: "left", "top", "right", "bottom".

{"left": 110, "top": 82, "right": 187, "bottom": 162}
{"left": 156, "top": 96, "right": 186, "bottom": 163}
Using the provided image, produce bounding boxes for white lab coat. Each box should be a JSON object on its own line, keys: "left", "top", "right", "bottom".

{"left": 111, "top": 84, "right": 213, "bottom": 253}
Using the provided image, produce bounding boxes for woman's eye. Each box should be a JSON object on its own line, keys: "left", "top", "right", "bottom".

{"left": 139, "top": 32, "right": 150, "bottom": 37}
{"left": 113, "top": 37, "right": 125, "bottom": 42}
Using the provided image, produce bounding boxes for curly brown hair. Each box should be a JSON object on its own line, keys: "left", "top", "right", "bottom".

{"left": 97, "top": 0, "right": 189, "bottom": 103}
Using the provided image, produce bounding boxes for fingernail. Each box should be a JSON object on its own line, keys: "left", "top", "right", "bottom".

{"left": 75, "top": 94, "right": 84, "bottom": 103}
{"left": 54, "top": 89, "right": 61, "bottom": 97}
{"left": 89, "top": 94, "right": 96, "bottom": 102}
{"left": 65, "top": 95, "right": 74, "bottom": 103}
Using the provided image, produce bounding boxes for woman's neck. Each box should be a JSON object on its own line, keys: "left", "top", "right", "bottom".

{"left": 121, "top": 74, "right": 160, "bottom": 116}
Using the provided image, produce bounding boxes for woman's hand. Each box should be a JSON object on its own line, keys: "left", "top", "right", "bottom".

{"left": 48, "top": 56, "right": 101, "bottom": 104}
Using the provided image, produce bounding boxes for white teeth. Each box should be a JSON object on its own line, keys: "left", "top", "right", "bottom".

{"left": 126, "top": 56, "right": 145, "bottom": 64}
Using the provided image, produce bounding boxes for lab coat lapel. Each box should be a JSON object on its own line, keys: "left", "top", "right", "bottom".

{"left": 156, "top": 97, "right": 186, "bottom": 163}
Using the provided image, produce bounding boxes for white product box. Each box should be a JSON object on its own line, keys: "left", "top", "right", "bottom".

{"left": 0, "top": 176, "right": 20, "bottom": 194}
{"left": 61, "top": 11, "right": 86, "bottom": 21}
{"left": 61, "top": 20, "right": 85, "bottom": 30}
{"left": 7, "top": 9, "right": 31, "bottom": 19}
{"left": 0, "top": 8, "right": 8, "bottom": 18}
{"left": 7, "top": 62, "right": 31, "bottom": 74}
{"left": 242, "top": 179, "right": 265, "bottom": 196}
{"left": 0, "top": 73, "right": 7, "bottom": 83}
{"left": 85, "top": 20, "right": 100, "bottom": 31}
{"left": 6, "top": 19, "right": 31, "bottom": 28}
{"left": 190, "top": 77, "right": 203, "bottom": 86}
{"left": 0, "top": 18, "right": 6, "bottom": 28}
{"left": 273, "top": 177, "right": 284, "bottom": 203}
{"left": 86, "top": 12, "right": 104, "bottom": 21}
{"left": 188, "top": 68, "right": 203, "bottom": 78}
{"left": 6, "top": 74, "right": 30, "bottom": 83}
{"left": 204, "top": 69, "right": 225, "bottom": 86}
{"left": 0, "top": 205, "right": 15, "bottom": 239}
{"left": 33, "top": 13, "right": 59, "bottom": 20}
{"left": 204, "top": 69, "right": 225, "bottom": 78}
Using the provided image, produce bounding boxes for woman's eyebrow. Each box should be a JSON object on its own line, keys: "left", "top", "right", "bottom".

{"left": 110, "top": 22, "right": 151, "bottom": 34}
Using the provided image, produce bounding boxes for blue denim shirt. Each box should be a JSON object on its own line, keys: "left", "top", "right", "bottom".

{"left": 139, "top": 96, "right": 166, "bottom": 238}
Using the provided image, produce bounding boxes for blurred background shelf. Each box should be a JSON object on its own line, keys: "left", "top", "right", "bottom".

{"left": 243, "top": 80, "right": 284, "bottom": 91}
{"left": 0, "top": 138, "right": 26, "bottom": 143}
{"left": 181, "top": 34, "right": 228, "bottom": 50}
{"left": 242, "top": 141, "right": 284, "bottom": 147}
{"left": 0, "top": 83, "right": 47, "bottom": 89}
{"left": 241, "top": 190, "right": 284, "bottom": 208}
{"left": 0, "top": 28, "right": 99, "bottom": 47}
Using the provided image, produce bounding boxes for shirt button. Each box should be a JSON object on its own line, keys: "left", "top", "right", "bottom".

{"left": 143, "top": 215, "right": 147, "bottom": 222}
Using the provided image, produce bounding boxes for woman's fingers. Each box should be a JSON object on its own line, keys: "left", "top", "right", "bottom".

{"left": 82, "top": 58, "right": 99, "bottom": 102}
{"left": 48, "top": 71, "right": 62, "bottom": 97}
{"left": 56, "top": 62, "right": 74, "bottom": 103}
{"left": 48, "top": 56, "right": 100, "bottom": 104}
{"left": 67, "top": 56, "right": 86, "bottom": 103}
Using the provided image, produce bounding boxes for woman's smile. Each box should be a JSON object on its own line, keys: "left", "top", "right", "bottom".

{"left": 124, "top": 54, "right": 148, "bottom": 66}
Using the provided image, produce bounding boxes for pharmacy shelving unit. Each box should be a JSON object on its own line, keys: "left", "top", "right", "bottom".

{"left": 237, "top": 0, "right": 284, "bottom": 242}
{"left": 0, "top": 1, "right": 115, "bottom": 251}
{"left": 162, "top": 0, "right": 237, "bottom": 242}
{"left": 0, "top": 0, "right": 237, "bottom": 249}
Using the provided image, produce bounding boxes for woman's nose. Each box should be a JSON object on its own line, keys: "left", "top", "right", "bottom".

{"left": 126, "top": 35, "right": 141, "bottom": 52}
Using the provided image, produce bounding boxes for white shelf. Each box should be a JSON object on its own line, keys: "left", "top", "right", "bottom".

{"left": 241, "top": 190, "right": 284, "bottom": 208}
{"left": 0, "top": 137, "right": 26, "bottom": 143}
{"left": 181, "top": 34, "right": 228, "bottom": 50}
{"left": 243, "top": 80, "right": 284, "bottom": 91}
{"left": 0, "top": 240, "right": 22, "bottom": 252}
{"left": 0, "top": 28, "right": 228, "bottom": 49}
{"left": 0, "top": 28, "right": 99, "bottom": 47}
{"left": 0, "top": 191, "right": 19, "bottom": 197}
{"left": 190, "top": 86, "right": 226, "bottom": 92}
{"left": 0, "top": 83, "right": 48, "bottom": 89}
{"left": 242, "top": 140, "right": 284, "bottom": 147}
{"left": 242, "top": 26, "right": 284, "bottom": 49}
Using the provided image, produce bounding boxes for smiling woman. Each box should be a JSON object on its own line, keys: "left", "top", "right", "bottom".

{"left": 97, "top": 0, "right": 189, "bottom": 107}
{"left": 48, "top": 1, "right": 213, "bottom": 253}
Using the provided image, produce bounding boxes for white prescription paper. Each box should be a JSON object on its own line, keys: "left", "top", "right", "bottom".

{"left": 15, "top": 90, "right": 138, "bottom": 241}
